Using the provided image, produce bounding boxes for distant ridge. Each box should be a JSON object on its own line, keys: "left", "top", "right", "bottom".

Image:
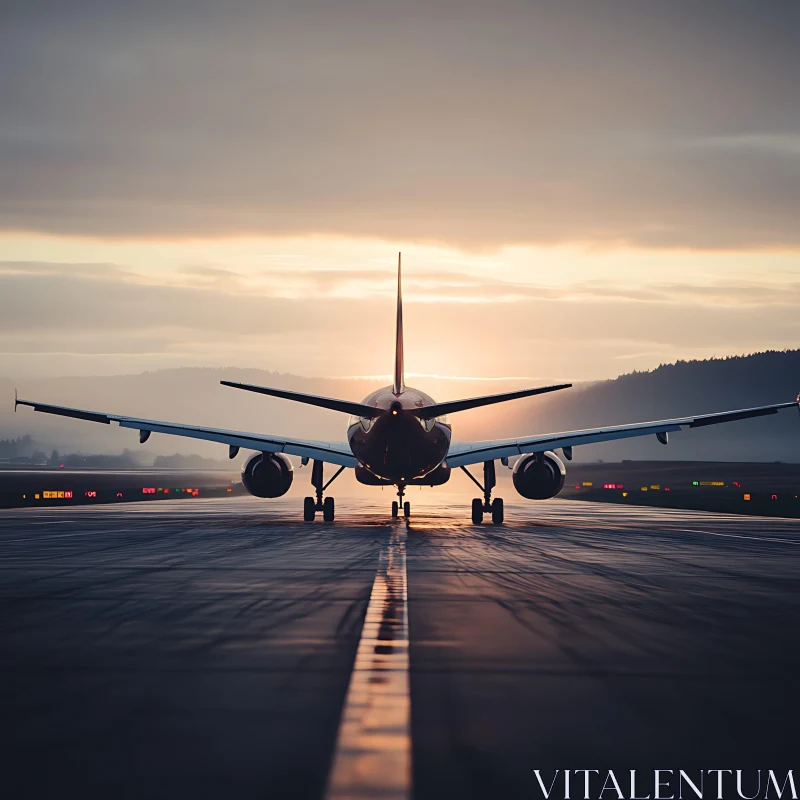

{"left": 2, "top": 350, "right": 798, "bottom": 462}
{"left": 491, "top": 349, "right": 800, "bottom": 462}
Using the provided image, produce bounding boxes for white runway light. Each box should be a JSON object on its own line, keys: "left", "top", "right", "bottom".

{"left": 325, "top": 526, "right": 411, "bottom": 800}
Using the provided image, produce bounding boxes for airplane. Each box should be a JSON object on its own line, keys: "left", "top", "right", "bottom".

{"left": 15, "top": 254, "right": 800, "bottom": 524}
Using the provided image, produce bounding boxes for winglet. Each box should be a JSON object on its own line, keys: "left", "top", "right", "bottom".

{"left": 14, "top": 388, "right": 18, "bottom": 412}
{"left": 393, "top": 252, "right": 404, "bottom": 395}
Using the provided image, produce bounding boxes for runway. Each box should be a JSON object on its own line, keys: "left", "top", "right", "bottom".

{"left": 1, "top": 496, "right": 798, "bottom": 799}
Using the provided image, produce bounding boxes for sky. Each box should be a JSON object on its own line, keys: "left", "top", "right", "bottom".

{"left": 1, "top": 0, "right": 798, "bottom": 383}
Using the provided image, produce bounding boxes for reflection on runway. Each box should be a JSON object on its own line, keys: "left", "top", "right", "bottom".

{"left": 325, "top": 525, "right": 410, "bottom": 800}
{"left": 0, "top": 496, "right": 798, "bottom": 799}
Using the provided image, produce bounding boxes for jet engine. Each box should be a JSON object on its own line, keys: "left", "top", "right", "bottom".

{"left": 241, "top": 452, "right": 294, "bottom": 498}
{"left": 512, "top": 451, "right": 566, "bottom": 500}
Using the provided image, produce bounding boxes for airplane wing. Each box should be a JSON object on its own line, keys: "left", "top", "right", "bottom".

{"left": 14, "top": 398, "right": 358, "bottom": 467}
{"left": 445, "top": 399, "right": 800, "bottom": 467}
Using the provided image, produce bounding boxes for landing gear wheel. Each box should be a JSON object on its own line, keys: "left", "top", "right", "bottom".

{"left": 303, "top": 496, "right": 316, "bottom": 522}
{"left": 391, "top": 501, "right": 399, "bottom": 518}
{"left": 323, "top": 496, "right": 335, "bottom": 522}
{"left": 403, "top": 501, "right": 411, "bottom": 518}
{"left": 471, "top": 498, "right": 484, "bottom": 524}
{"left": 491, "top": 497, "right": 504, "bottom": 524}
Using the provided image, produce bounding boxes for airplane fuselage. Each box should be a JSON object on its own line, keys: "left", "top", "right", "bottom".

{"left": 347, "top": 386, "right": 452, "bottom": 482}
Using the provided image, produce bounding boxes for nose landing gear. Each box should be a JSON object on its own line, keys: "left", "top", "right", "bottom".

{"left": 392, "top": 483, "right": 411, "bottom": 519}
{"left": 303, "top": 460, "right": 345, "bottom": 522}
{"left": 462, "top": 461, "right": 504, "bottom": 524}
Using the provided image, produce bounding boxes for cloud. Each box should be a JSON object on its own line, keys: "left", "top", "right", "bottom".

{"left": 1, "top": 1, "right": 798, "bottom": 249}
{"left": 2, "top": 259, "right": 799, "bottom": 381}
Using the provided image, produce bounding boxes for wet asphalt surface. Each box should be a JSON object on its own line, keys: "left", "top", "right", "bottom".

{"left": 0, "top": 496, "right": 798, "bottom": 799}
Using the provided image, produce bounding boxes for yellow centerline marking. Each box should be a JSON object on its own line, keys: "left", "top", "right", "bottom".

{"left": 325, "top": 525, "right": 411, "bottom": 800}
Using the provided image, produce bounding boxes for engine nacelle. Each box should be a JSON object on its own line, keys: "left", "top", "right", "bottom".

{"left": 241, "top": 452, "right": 294, "bottom": 498}
{"left": 512, "top": 451, "right": 566, "bottom": 500}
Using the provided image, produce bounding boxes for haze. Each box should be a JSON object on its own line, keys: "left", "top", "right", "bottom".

{"left": 1, "top": 1, "right": 799, "bottom": 383}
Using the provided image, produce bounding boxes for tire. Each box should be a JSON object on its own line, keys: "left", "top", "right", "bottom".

{"left": 471, "top": 498, "right": 483, "bottom": 524}
{"left": 391, "top": 501, "right": 399, "bottom": 518}
{"left": 491, "top": 497, "right": 504, "bottom": 524}
{"left": 403, "top": 501, "right": 411, "bottom": 518}
{"left": 323, "top": 496, "right": 335, "bottom": 522}
{"left": 303, "top": 496, "right": 316, "bottom": 522}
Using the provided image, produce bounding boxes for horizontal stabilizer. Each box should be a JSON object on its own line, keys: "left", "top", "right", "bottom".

{"left": 413, "top": 383, "right": 572, "bottom": 420}
{"left": 220, "top": 381, "right": 383, "bottom": 418}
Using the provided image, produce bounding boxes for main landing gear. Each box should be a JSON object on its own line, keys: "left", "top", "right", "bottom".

{"left": 391, "top": 483, "right": 411, "bottom": 519}
{"left": 303, "top": 460, "right": 345, "bottom": 522}
{"left": 461, "top": 461, "right": 504, "bottom": 524}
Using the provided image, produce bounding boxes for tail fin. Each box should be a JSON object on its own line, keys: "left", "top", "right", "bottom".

{"left": 393, "top": 252, "right": 405, "bottom": 394}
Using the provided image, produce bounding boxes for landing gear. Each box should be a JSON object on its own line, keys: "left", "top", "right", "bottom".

{"left": 491, "top": 497, "right": 504, "bottom": 524}
{"left": 303, "top": 460, "right": 345, "bottom": 522}
{"left": 392, "top": 483, "right": 410, "bottom": 519}
{"left": 471, "top": 497, "right": 483, "bottom": 524}
{"left": 463, "top": 461, "right": 504, "bottom": 524}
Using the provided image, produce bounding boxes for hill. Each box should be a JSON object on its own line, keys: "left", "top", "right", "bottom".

{"left": 1, "top": 350, "right": 798, "bottom": 463}
{"left": 474, "top": 350, "right": 800, "bottom": 462}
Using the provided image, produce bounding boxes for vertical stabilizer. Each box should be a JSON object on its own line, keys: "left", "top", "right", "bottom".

{"left": 393, "top": 253, "right": 405, "bottom": 395}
